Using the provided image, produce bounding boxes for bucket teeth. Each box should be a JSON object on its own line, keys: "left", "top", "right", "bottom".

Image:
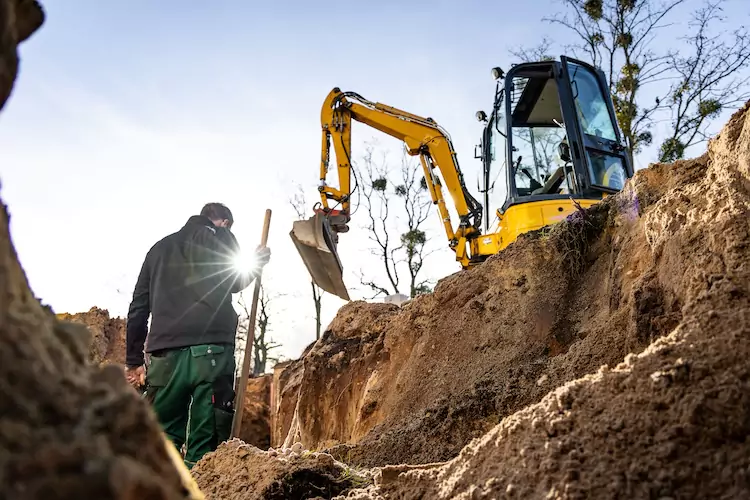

{"left": 290, "top": 213, "right": 350, "bottom": 301}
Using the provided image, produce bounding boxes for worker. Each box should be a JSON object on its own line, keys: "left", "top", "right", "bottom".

{"left": 124, "top": 202, "right": 271, "bottom": 468}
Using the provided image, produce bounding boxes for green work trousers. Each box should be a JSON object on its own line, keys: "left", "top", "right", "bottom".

{"left": 144, "top": 343, "right": 236, "bottom": 469}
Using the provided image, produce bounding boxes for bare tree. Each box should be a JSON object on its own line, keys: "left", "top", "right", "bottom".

{"left": 512, "top": 0, "right": 750, "bottom": 165}
{"left": 357, "top": 143, "right": 401, "bottom": 297}
{"left": 658, "top": 1, "right": 750, "bottom": 161}
{"left": 235, "top": 288, "right": 281, "bottom": 377}
{"left": 355, "top": 142, "right": 434, "bottom": 299}
{"left": 395, "top": 151, "right": 433, "bottom": 297}
{"left": 514, "top": 0, "right": 687, "bottom": 165}
{"left": 510, "top": 37, "right": 556, "bottom": 62}
{"left": 290, "top": 185, "right": 325, "bottom": 340}
{"left": 252, "top": 287, "right": 281, "bottom": 376}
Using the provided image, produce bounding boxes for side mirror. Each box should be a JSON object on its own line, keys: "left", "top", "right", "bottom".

{"left": 558, "top": 142, "right": 571, "bottom": 163}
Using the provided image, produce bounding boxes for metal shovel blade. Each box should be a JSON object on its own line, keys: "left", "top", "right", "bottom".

{"left": 290, "top": 213, "right": 350, "bottom": 301}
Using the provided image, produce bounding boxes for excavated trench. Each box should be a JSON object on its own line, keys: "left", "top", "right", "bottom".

{"left": 194, "top": 101, "right": 750, "bottom": 498}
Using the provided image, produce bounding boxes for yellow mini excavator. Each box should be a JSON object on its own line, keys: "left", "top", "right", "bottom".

{"left": 291, "top": 56, "right": 633, "bottom": 301}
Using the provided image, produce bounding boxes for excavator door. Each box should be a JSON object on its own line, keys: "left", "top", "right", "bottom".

{"left": 289, "top": 211, "right": 351, "bottom": 301}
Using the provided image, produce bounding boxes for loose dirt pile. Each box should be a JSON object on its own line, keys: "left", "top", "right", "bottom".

{"left": 341, "top": 292, "right": 750, "bottom": 498}
{"left": 58, "top": 307, "right": 127, "bottom": 365}
{"left": 257, "top": 98, "right": 750, "bottom": 497}
{"left": 192, "top": 440, "right": 370, "bottom": 500}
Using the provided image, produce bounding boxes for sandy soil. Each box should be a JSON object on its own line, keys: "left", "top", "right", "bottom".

{"left": 58, "top": 307, "right": 127, "bottom": 365}
{"left": 0, "top": 204, "right": 191, "bottom": 497}
{"left": 238, "top": 375, "right": 272, "bottom": 450}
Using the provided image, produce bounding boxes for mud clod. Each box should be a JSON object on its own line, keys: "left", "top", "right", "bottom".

{"left": 192, "top": 440, "right": 371, "bottom": 500}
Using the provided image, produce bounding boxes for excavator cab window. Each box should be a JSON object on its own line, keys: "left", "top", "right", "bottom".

{"left": 488, "top": 110, "right": 509, "bottom": 211}
{"left": 506, "top": 66, "right": 573, "bottom": 203}
{"left": 562, "top": 58, "right": 630, "bottom": 191}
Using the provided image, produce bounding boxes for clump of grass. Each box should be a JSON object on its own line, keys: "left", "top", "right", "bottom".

{"left": 337, "top": 464, "right": 373, "bottom": 489}
{"left": 545, "top": 199, "right": 606, "bottom": 279}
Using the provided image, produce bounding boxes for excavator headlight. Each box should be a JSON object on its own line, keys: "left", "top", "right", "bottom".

{"left": 492, "top": 67, "right": 505, "bottom": 80}
{"left": 476, "top": 110, "right": 488, "bottom": 122}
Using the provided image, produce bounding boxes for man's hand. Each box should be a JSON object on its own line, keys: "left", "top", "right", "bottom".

{"left": 255, "top": 245, "right": 271, "bottom": 268}
{"left": 125, "top": 365, "right": 145, "bottom": 388}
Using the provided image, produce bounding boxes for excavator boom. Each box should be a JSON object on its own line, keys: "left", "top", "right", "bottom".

{"left": 290, "top": 88, "right": 482, "bottom": 300}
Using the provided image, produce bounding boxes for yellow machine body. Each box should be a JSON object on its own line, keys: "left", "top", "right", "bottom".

{"left": 470, "top": 198, "right": 599, "bottom": 258}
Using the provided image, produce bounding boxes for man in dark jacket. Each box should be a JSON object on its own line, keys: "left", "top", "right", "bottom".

{"left": 124, "top": 202, "right": 270, "bottom": 468}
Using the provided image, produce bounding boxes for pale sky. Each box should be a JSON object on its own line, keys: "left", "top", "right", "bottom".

{"left": 1, "top": 0, "right": 747, "bottom": 364}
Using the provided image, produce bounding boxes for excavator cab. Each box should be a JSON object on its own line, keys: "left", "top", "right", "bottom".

{"left": 478, "top": 57, "right": 632, "bottom": 244}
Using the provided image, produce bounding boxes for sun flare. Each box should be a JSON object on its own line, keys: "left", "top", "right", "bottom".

{"left": 232, "top": 251, "right": 259, "bottom": 274}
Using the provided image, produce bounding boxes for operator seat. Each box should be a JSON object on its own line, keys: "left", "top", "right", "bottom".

{"left": 532, "top": 166, "right": 565, "bottom": 195}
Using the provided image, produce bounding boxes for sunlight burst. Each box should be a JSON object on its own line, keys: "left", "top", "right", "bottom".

{"left": 232, "top": 251, "right": 259, "bottom": 274}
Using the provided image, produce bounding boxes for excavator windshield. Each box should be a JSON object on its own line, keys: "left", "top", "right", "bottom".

{"left": 563, "top": 59, "right": 629, "bottom": 191}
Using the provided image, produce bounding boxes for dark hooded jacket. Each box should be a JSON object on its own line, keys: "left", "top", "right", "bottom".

{"left": 125, "top": 215, "right": 255, "bottom": 367}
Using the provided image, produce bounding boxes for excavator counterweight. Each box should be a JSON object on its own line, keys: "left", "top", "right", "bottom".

{"left": 290, "top": 212, "right": 350, "bottom": 301}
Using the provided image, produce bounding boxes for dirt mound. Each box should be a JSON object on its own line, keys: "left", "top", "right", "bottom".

{"left": 343, "top": 292, "right": 750, "bottom": 498}
{"left": 238, "top": 375, "right": 272, "bottom": 450}
{"left": 192, "top": 440, "right": 370, "bottom": 500}
{"left": 57, "top": 307, "right": 127, "bottom": 365}
{"left": 270, "top": 100, "right": 750, "bottom": 474}
{"left": 0, "top": 197, "right": 194, "bottom": 498}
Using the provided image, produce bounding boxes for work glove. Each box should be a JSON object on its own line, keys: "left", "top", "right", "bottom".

{"left": 255, "top": 245, "right": 271, "bottom": 268}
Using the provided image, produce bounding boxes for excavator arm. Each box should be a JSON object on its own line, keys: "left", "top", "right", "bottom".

{"left": 291, "top": 88, "right": 482, "bottom": 300}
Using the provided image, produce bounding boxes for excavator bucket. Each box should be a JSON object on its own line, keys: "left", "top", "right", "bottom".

{"left": 290, "top": 213, "right": 350, "bottom": 301}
